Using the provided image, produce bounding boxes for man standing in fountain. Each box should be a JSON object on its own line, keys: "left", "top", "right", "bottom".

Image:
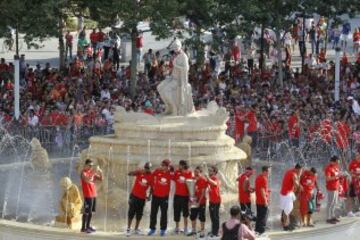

{"left": 148, "top": 159, "right": 173, "bottom": 237}
{"left": 324, "top": 156, "right": 341, "bottom": 224}
{"left": 126, "top": 162, "right": 153, "bottom": 236}
{"left": 279, "top": 163, "right": 302, "bottom": 231}
{"left": 255, "top": 165, "right": 270, "bottom": 235}
{"left": 173, "top": 160, "right": 193, "bottom": 235}
{"left": 80, "top": 159, "right": 103, "bottom": 234}
{"left": 238, "top": 167, "right": 255, "bottom": 213}
{"left": 206, "top": 165, "right": 221, "bottom": 238}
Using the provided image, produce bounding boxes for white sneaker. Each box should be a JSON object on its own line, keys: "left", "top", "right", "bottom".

{"left": 347, "top": 211, "right": 356, "bottom": 217}
{"left": 134, "top": 229, "right": 143, "bottom": 235}
{"left": 354, "top": 211, "right": 360, "bottom": 217}
{"left": 126, "top": 228, "right": 131, "bottom": 237}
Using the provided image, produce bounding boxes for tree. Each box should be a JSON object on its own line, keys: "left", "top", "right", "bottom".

{"left": 86, "top": 0, "right": 179, "bottom": 98}
{"left": 0, "top": 0, "right": 85, "bottom": 68}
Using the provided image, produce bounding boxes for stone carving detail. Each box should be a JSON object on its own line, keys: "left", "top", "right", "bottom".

{"left": 30, "top": 138, "right": 51, "bottom": 172}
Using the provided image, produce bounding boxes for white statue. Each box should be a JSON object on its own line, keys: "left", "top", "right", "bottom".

{"left": 157, "top": 39, "right": 195, "bottom": 116}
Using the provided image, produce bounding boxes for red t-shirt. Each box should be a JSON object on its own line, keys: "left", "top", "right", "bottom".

{"left": 81, "top": 169, "right": 97, "bottom": 198}
{"left": 174, "top": 169, "right": 193, "bottom": 197}
{"left": 246, "top": 111, "right": 257, "bottom": 133}
{"left": 136, "top": 35, "right": 144, "bottom": 49}
{"left": 195, "top": 176, "right": 208, "bottom": 205}
{"left": 320, "top": 119, "right": 332, "bottom": 143}
{"left": 255, "top": 174, "right": 268, "bottom": 205}
{"left": 151, "top": 168, "right": 172, "bottom": 198}
{"left": 288, "top": 115, "right": 300, "bottom": 139}
{"left": 131, "top": 171, "right": 152, "bottom": 200}
{"left": 208, "top": 176, "right": 221, "bottom": 204}
{"left": 238, "top": 173, "right": 251, "bottom": 204}
{"left": 349, "top": 159, "right": 360, "bottom": 180}
{"left": 280, "top": 169, "right": 297, "bottom": 196}
{"left": 336, "top": 121, "right": 350, "bottom": 149}
{"left": 324, "top": 163, "right": 340, "bottom": 191}
{"left": 90, "top": 32, "right": 98, "bottom": 43}
{"left": 97, "top": 32, "right": 106, "bottom": 42}
{"left": 300, "top": 170, "right": 317, "bottom": 194}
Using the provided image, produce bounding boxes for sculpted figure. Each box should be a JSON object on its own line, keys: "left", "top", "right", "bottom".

{"left": 55, "top": 177, "right": 83, "bottom": 229}
{"left": 157, "top": 39, "right": 194, "bottom": 116}
{"left": 30, "top": 138, "right": 52, "bottom": 172}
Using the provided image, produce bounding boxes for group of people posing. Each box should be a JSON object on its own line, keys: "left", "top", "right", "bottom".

{"left": 79, "top": 151, "right": 360, "bottom": 239}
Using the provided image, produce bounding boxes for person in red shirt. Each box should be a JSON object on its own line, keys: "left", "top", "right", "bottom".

{"left": 288, "top": 110, "right": 301, "bottom": 147}
{"left": 324, "top": 156, "right": 342, "bottom": 224}
{"left": 348, "top": 153, "right": 360, "bottom": 215}
{"left": 172, "top": 160, "right": 192, "bottom": 234}
{"left": 279, "top": 164, "right": 302, "bottom": 231}
{"left": 246, "top": 104, "right": 258, "bottom": 148}
{"left": 299, "top": 168, "right": 319, "bottom": 227}
{"left": 65, "top": 31, "right": 73, "bottom": 60}
{"left": 90, "top": 29, "right": 98, "bottom": 57}
{"left": 126, "top": 162, "right": 152, "bottom": 236}
{"left": 335, "top": 116, "right": 350, "bottom": 151}
{"left": 237, "top": 167, "right": 255, "bottom": 212}
{"left": 206, "top": 165, "right": 221, "bottom": 237}
{"left": 148, "top": 159, "right": 173, "bottom": 236}
{"left": 80, "top": 159, "right": 103, "bottom": 233}
{"left": 255, "top": 165, "right": 270, "bottom": 234}
{"left": 320, "top": 117, "right": 333, "bottom": 144}
{"left": 188, "top": 165, "right": 208, "bottom": 238}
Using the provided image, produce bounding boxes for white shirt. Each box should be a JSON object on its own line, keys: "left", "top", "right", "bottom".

{"left": 28, "top": 115, "right": 39, "bottom": 127}
{"left": 100, "top": 90, "right": 111, "bottom": 100}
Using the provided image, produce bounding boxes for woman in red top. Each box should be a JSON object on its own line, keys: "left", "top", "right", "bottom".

{"left": 126, "top": 162, "right": 152, "bottom": 236}
{"left": 206, "top": 165, "right": 221, "bottom": 237}
{"left": 288, "top": 110, "right": 300, "bottom": 147}
{"left": 299, "top": 168, "right": 319, "bottom": 227}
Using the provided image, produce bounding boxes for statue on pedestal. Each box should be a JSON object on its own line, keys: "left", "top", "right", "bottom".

{"left": 55, "top": 177, "right": 83, "bottom": 229}
{"left": 157, "top": 39, "right": 195, "bottom": 116}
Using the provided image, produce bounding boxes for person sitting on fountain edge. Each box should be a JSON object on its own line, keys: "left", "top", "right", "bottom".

{"left": 126, "top": 162, "right": 153, "bottom": 236}
{"left": 280, "top": 163, "right": 302, "bottom": 231}
{"left": 172, "top": 160, "right": 193, "bottom": 235}
{"left": 80, "top": 159, "right": 103, "bottom": 234}
{"left": 187, "top": 165, "right": 208, "bottom": 238}
{"left": 148, "top": 159, "right": 174, "bottom": 236}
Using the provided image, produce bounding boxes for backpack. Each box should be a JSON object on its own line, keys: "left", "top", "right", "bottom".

{"left": 221, "top": 222, "right": 240, "bottom": 240}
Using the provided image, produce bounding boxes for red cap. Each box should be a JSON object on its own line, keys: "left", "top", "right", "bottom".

{"left": 161, "top": 159, "right": 171, "bottom": 167}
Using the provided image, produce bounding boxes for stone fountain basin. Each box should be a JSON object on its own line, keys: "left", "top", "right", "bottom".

{"left": 1, "top": 218, "right": 359, "bottom": 240}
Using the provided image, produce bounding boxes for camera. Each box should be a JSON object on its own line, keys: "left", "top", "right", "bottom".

{"left": 241, "top": 210, "right": 257, "bottom": 222}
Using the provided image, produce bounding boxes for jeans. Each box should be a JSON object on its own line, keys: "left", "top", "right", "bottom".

{"left": 149, "top": 196, "right": 169, "bottom": 230}
{"left": 209, "top": 203, "right": 220, "bottom": 235}
{"left": 255, "top": 204, "right": 268, "bottom": 234}
{"left": 327, "top": 190, "right": 338, "bottom": 220}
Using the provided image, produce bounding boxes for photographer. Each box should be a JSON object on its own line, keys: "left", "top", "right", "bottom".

{"left": 221, "top": 205, "right": 256, "bottom": 240}
{"left": 80, "top": 159, "right": 103, "bottom": 234}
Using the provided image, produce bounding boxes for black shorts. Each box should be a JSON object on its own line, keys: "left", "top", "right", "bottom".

{"left": 128, "top": 194, "right": 146, "bottom": 221}
{"left": 173, "top": 195, "right": 189, "bottom": 222}
{"left": 190, "top": 204, "right": 206, "bottom": 222}
{"left": 83, "top": 198, "right": 96, "bottom": 214}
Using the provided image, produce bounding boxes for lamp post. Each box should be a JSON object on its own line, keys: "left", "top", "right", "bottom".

{"left": 334, "top": 47, "right": 341, "bottom": 102}
{"left": 14, "top": 55, "right": 20, "bottom": 120}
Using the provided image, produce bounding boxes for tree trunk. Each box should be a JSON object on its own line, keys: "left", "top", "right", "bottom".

{"left": 77, "top": 16, "right": 84, "bottom": 32}
{"left": 58, "top": 14, "right": 65, "bottom": 70}
{"left": 195, "top": 26, "right": 205, "bottom": 67}
{"left": 130, "top": 28, "right": 138, "bottom": 99}
{"left": 324, "top": 17, "right": 330, "bottom": 54}
{"left": 259, "top": 24, "right": 265, "bottom": 73}
{"left": 275, "top": 30, "right": 283, "bottom": 88}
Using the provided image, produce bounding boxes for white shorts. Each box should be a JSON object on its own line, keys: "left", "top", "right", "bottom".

{"left": 340, "top": 34, "right": 351, "bottom": 41}
{"left": 280, "top": 192, "right": 296, "bottom": 216}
